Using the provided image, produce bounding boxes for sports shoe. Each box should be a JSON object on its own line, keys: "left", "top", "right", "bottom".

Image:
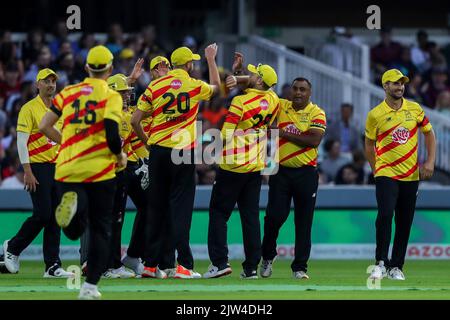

{"left": 3, "top": 240, "right": 19, "bottom": 274}
{"left": 240, "top": 269, "right": 258, "bottom": 279}
{"left": 163, "top": 268, "right": 177, "bottom": 278}
{"left": 388, "top": 267, "right": 405, "bottom": 280}
{"left": 142, "top": 266, "right": 167, "bottom": 279}
{"left": 121, "top": 254, "right": 145, "bottom": 275}
{"left": 203, "top": 264, "right": 232, "bottom": 279}
{"left": 103, "top": 266, "right": 135, "bottom": 279}
{"left": 0, "top": 254, "right": 11, "bottom": 274}
{"left": 43, "top": 263, "right": 75, "bottom": 278}
{"left": 293, "top": 271, "right": 310, "bottom": 279}
{"left": 369, "top": 261, "right": 387, "bottom": 280}
{"left": 55, "top": 192, "right": 78, "bottom": 228}
{"left": 190, "top": 270, "right": 202, "bottom": 279}
{"left": 173, "top": 265, "right": 202, "bottom": 279}
{"left": 78, "top": 282, "right": 101, "bottom": 300}
{"left": 260, "top": 258, "right": 275, "bottom": 278}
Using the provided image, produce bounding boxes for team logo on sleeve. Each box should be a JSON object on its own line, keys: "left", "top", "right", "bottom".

{"left": 260, "top": 99, "right": 269, "bottom": 110}
{"left": 392, "top": 127, "right": 410, "bottom": 144}
{"left": 170, "top": 80, "right": 182, "bottom": 90}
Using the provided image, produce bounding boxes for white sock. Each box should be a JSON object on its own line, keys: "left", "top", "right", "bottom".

{"left": 82, "top": 282, "right": 97, "bottom": 290}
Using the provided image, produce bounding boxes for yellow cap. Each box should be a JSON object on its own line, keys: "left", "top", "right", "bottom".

{"left": 107, "top": 74, "right": 133, "bottom": 91}
{"left": 382, "top": 69, "right": 410, "bottom": 85}
{"left": 36, "top": 68, "right": 58, "bottom": 82}
{"left": 86, "top": 45, "right": 114, "bottom": 71}
{"left": 247, "top": 64, "right": 278, "bottom": 87}
{"left": 119, "top": 48, "right": 135, "bottom": 59}
{"left": 150, "top": 56, "right": 170, "bottom": 70}
{"left": 171, "top": 47, "right": 200, "bottom": 66}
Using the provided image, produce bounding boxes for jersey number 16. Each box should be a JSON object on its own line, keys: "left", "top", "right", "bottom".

{"left": 70, "top": 100, "right": 98, "bottom": 125}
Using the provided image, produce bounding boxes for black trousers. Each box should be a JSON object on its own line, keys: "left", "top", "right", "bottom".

{"left": 375, "top": 176, "right": 419, "bottom": 270}
{"left": 124, "top": 160, "right": 149, "bottom": 260}
{"left": 144, "top": 145, "right": 196, "bottom": 270}
{"left": 58, "top": 178, "right": 116, "bottom": 285}
{"left": 108, "top": 171, "right": 127, "bottom": 269}
{"left": 208, "top": 168, "right": 262, "bottom": 272}
{"left": 8, "top": 163, "right": 61, "bottom": 270}
{"left": 261, "top": 165, "right": 318, "bottom": 272}
{"left": 79, "top": 162, "right": 149, "bottom": 267}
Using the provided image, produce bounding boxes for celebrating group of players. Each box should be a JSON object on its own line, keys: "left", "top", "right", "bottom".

{"left": 1, "top": 42, "right": 436, "bottom": 299}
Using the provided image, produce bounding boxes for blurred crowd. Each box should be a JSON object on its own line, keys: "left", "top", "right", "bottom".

{"left": 371, "top": 28, "right": 450, "bottom": 114}
{"left": 0, "top": 23, "right": 446, "bottom": 189}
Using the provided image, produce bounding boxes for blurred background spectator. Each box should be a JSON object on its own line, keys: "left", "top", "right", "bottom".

{"left": 325, "top": 103, "right": 362, "bottom": 155}
{"left": 320, "top": 139, "right": 351, "bottom": 184}
{"left": 371, "top": 27, "right": 403, "bottom": 84}
{"left": 411, "top": 30, "right": 431, "bottom": 75}
{"left": 0, "top": 164, "right": 24, "bottom": 189}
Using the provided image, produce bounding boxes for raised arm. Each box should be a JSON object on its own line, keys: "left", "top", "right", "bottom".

{"left": 204, "top": 43, "right": 220, "bottom": 95}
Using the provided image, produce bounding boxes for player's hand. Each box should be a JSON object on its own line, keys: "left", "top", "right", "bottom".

{"left": 205, "top": 43, "right": 218, "bottom": 61}
{"left": 116, "top": 152, "right": 128, "bottom": 170}
{"left": 24, "top": 171, "right": 39, "bottom": 193}
{"left": 225, "top": 75, "right": 237, "bottom": 89}
{"left": 232, "top": 52, "right": 244, "bottom": 73}
{"left": 420, "top": 160, "right": 434, "bottom": 180}
{"left": 128, "top": 58, "right": 145, "bottom": 84}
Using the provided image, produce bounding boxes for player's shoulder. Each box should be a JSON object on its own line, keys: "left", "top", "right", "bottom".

{"left": 231, "top": 92, "right": 244, "bottom": 105}
{"left": 368, "top": 102, "right": 386, "bottom": 118}
{"left": 106, "top": 87, "right": 122, "bottom": 100}
{"left": 403, "top": 98, "right": 423, "bottom": 112}
{"left": 62, "top": 81, "right": 89, "bottom": 95}
{"left": 266, "top": 89, "right": 280, "bottom": 103}
{"left": 149, "top": 74, "right": 173, "bottom": 88}
{"left": 309, "top": 102, "right": 325, "bottom": 115}
{"left": 279, "top": 98, "right": 291, "bottom": 109}
{"left": 20, "top": 96, "right": 39, "bottom": 112}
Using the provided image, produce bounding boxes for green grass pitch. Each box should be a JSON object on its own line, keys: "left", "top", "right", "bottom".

{"left": 1, "top": 260, "right": 449, "bottom": 300}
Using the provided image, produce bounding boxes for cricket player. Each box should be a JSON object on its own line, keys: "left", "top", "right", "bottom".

{"left": 261, "top": 77, "right": 326, "bottom": 280}
{"left": 131, "top": 45, "right": 220, "bottom": 279}
{"left": 204, "top": 62, "right": 280, "bottom": 279}
{"left": 121, "top": 56, "right": 172, "bottom": 275}
{"left": 365, "top": 69, "right": 436, "bottom": 280}
{"left": 2, "top": 68, "right": 73, "bottom": 278}
{"left": 39, "top": 45, "right": 126, "bottom": 299}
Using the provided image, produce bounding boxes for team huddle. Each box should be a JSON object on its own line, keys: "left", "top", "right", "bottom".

{"left": 0, "top": 43, "right": 436, "bottom": 299}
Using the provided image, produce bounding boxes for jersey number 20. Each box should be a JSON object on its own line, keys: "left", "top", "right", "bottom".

{"left": 162, "top": 92, "right": 190, "bottom": 114}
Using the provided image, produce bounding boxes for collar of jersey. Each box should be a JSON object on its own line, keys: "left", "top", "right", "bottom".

{"left": 35, "top": 94, "right": 47, "bottom": 109}
{"left": 288, "top": 101, "right": 313, "bottom": 113}
{"left": 169, "top": 69, "right": 190, "bottom": 78}
{"left": 244, "top": 88, "right": 271, "bottom": 95}
{"left": 381, "top": 97, "right": 407, "bottom": 113}
{"left": 84, "top": 77, "right": 108, "bottom": 87}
